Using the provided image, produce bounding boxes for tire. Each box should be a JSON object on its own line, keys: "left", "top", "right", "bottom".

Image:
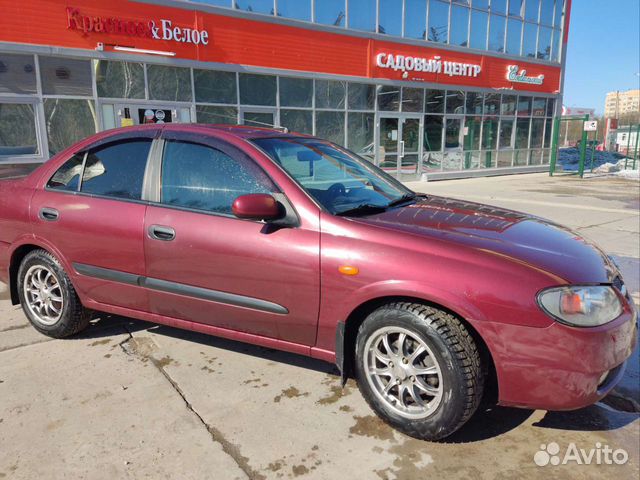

{"left": 354, "top": 302, "right": 483, "bottom": 441}
{"left": 17, "top": 249, "right": 90, "bottom": 338}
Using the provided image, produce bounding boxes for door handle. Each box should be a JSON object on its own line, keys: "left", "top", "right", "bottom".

{"left": 399, "top": 140, "right": 405, "bottom": 158}
{"left": 149, "top": 225, "right": 176, "bottom": 242}
{"left": 39, "top": 207, "right": 59, "bottom": 222}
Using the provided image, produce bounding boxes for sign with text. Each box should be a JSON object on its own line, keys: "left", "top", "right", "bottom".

{"left": 584, "top": 121, "right": 598, "bottom": 132}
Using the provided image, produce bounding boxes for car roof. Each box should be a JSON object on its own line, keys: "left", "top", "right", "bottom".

{"left": 138, "top": 123, "right": 315, "bottom": 140}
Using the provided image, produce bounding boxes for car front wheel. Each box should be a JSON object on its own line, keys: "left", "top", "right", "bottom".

{"left": 17, "top": 249, "right": 90, "bottom": 338}
{"left": 354, "top": 302, "right": 483, "bottom": 441}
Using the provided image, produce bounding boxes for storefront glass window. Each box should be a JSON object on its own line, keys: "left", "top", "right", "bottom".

{"left": 445, "top": 119, "right": 462, "bottom": 148}
{"left": 517, "top": 96, "right": 532, "bottom": 116}
{"left": 281, "top": 109, "right": 313, "bottom": 134}
{"left": 508, "top": 0, "right": 524, "bottom": 17}
{"left": 497, "top": 150, "right": 513, "bottom": 167}
{"left": 484, "top": 93, "right": 500, "bottom": 115}
{"left": 546, "top": 98, "right": 555, "bottom": 116}
{"left": 525, "top": 0, "right": 540, "bottom": 22}
{"left": 348, "top": 0, "right": 375, "bottom": 31}
{"left": 532, "top": 97, "right": 546, "bottom": 116}
{"left": 196, "top": 0, "right": 231, "bottom": 6}
{"left": 466, "top": 92, "right": 483, "bottom": 115}
{"left": 544, "top": 118, "right": 553, "bottom": 147}
{"left": 537, "top": 26, "right": 552, "bottom": 59}
{"left": 402, "top": 88, "right": 424, "bottom": 112}
{"left": 450, "top": 5, "right": 470, "bottom": 46}
{"left": 96, "top": 61, "right": 145, "bottom": 99}
{"left": 196, "top": 105, "right": 238, "bottom": 124}
{"left": 488, "top": 14, "right": 506, "bottom": 52}
{"left": 0, "top": 54, "right": 37, "bottom": 94}
{"left": 279, "top": 77, "right": 313, "bottom": 107}
{"left": 515, "top": 118, "right": 530, "bottom": 148}
{"left": 315, "top": 0, "right": 346, "bottom": 27}
{"left": 424, "top": 116, "right": 443, "bottom": 151}
{"left": 147, "top": 65, "right": 192, "bottom": 102}
{"left": 315, "top": 111, "right": 345, "bottom": 145}
{"left": 540, "top": 0, "right": 554, "bottom": 25}
{"left": 315, "top": 80, "right": 346, "bottom": 109}
{"left": 469, "top": 10, "right": 488, "bottom": 49}
{"left": 554, "top": 0, "right": 564, "bottom": 28}
{"left": 0, "top": 103, "right": 38, "bottom": 156}
{"left": 235, "top": 0, "right": 273, "bottom": 14}
{"left": 530, "top": 118, "right": 544, "bottom": 148}
{"left": 501, "top": 95, "right": 517, "bottom": 115}
{"left": 348, "top": 83, "right": 376, "bottom": 110}
{"left": 428, "top": 0, "right": 449, "bottom": 43}
{"left": 499, "top": 119, "right": 514, "bottom": 148}
{"left": 464, "top": 117, "right": 481, "bottom": 150}
{"left": 405, "top": 0, "right": 427, "bottom": 39}
{"left": 44, "top": 99, "right": 97, "bottom": 155}
{"left": 445, "top": 91, "right": 465, "bottom": 114}
{"left": 194, "top": 70, "right": 237, "bottom": 104}
{"left": 505, "top": 18, "right": 522, "bottom": 55}
{"left": 40, "top": 56, "right": 92, "bottom": 96}
{"left": 378, "top": 0, "right": 402, "bottom": 35}
{"left": 522, "top": 22, "right": 538, "bottom": 57}
{"left": 277, "top": 0, "right": 311, "bottom": 21}
{"left": 490, "top": 0, "right": 507, "bottom": 14}
{"left": 377, "top": 86, "right": 401, "bottom": 111}
{"left": 551, "top": 28, "right": 561, "bottom": 62}
{"left": 347, "top": 112, "right": 374, "bottom": 156}
{"left": 425, "top": 90, "right": 445, "bottom": 113}
{"left": 239, "top": 74, "right": 276, "bottom": 105}
{"left": 481, "top": 118, "right": 499, "bottom": 149}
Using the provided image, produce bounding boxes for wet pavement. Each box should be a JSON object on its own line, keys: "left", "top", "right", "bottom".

{"left": 1, "top": 173, "right": 639, "bottom": 479}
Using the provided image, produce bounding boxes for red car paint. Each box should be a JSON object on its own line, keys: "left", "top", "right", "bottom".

{"left": 0, "top": 124, "right": 636, "bottom": 412}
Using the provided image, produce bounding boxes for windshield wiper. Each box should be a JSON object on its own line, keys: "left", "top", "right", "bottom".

{"left": 336, "top": 203, "right": 388, "bottom": 217}
{"left": 386, "top": 193, "right": 419, "bottom": 208}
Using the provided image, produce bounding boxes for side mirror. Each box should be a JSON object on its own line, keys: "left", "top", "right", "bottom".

{"left": 232, "top": 194, "right": 282, "bottom": 221}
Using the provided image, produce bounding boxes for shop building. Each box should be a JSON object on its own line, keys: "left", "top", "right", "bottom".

{"left": 0, "top": 0, "right": 570, "bottom": 180}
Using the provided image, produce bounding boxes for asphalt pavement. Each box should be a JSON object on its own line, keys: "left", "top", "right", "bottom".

{"left": 1, "top": 173, "right": 638, "bottom": 479}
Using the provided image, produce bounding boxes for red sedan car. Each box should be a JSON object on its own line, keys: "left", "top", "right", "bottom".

{"left": 0, "top": 125, "right": 636, "bottom": 440}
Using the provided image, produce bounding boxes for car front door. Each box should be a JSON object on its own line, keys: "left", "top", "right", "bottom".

{"left": 30, "top": 131, "right": 157, "bottom": 311}
{"left": 142, "top": 130, "right": 320, "bottom": 346}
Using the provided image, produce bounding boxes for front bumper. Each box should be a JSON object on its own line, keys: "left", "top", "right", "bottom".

{"left": 488, "top": 304, "right": 638, "bottom": 411}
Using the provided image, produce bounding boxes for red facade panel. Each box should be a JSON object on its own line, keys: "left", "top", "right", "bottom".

{"left": 0, "top": 0, "right": 561, "bottom": 93}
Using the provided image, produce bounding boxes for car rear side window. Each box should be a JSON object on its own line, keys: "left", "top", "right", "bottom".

{"left": 161, "top": 140, "right": 276, "bottom": 215}
{"left": 47, "top": 153, "right": 85, "bottom": 191}
{"left": 80, "top": 139, "right": 151, "bottom": 200}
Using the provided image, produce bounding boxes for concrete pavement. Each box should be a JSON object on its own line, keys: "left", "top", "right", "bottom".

{"left": 1, "top": 173, "right": 638, "bottom": 479}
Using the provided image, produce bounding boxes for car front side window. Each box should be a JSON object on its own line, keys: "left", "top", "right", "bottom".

{"left": 47, "top": 152, "right": 85, "bottom": 191}
{"left": 160, "top": 139, "right": 277, "bottom": 215}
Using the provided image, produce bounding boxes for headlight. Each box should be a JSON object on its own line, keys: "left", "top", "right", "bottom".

{"left": 537, "top": 286, "right": 623, "bottom": 327}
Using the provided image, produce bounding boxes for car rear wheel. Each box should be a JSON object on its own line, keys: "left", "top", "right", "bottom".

{"left": 354, "top": 302, "right": 483, "bottom": 441}
{"left": 18, "top": 249, "right": 90, "bottom": 338}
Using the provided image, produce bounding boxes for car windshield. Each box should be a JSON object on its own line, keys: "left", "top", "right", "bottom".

{"left": 251, "top": 137, "right": 414, "bottom": 215}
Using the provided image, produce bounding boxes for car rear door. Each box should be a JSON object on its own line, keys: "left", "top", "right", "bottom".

{"left": 30, "top": 130, "right": 158, "bottom": 311}
{"left": 142, "top": 130, "right": 320, "bottom": 346}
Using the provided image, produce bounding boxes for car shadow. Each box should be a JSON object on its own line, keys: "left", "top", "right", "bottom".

{"left": 79, "top": 313, "right": 340, "bottom": 377}
{"left": 77, "top": 313, "right": 639, "bottom": 441}
{"left": 532, "top": 404, "right": 639, "bottom": 431}
{"left": 440, "top": 405, "right": 535, "bottom": 443}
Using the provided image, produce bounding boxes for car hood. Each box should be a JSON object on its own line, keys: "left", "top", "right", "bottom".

{"left": 350, "top": 195, "right": 618, "bottom": 284}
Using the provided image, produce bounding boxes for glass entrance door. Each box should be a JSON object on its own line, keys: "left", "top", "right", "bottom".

{"left": 378, "top": 115, "right": 422, "bottom": 180}
{"left": 443, "top": 116, "right": 464, "bottom": 171}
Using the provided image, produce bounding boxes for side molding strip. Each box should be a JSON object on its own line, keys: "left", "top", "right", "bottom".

{"left": 72, "top": 263, "right": 288, "bottom": 315}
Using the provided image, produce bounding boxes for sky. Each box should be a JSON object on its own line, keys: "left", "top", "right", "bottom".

{"left": 563, "top": 0, "right": 640, "bottom": 114}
